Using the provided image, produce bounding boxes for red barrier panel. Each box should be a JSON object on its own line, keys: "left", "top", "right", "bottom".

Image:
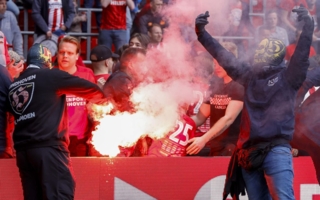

{"left": 0, "top": 157, "right": 319, "bottom": 199}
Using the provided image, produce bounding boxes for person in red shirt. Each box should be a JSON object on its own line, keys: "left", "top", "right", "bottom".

{"left": 99, "top": 0, "right": 135, "bottom": 51}
{"left": 147, "top": 106, "right": 196, "bottom": 157}
{"left": 57, "top": 36, "right": 97, "bottom": 156}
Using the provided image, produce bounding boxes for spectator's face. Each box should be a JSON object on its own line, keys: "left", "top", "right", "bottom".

{"left": 266, "top": 12, "right": 278, "bottom": 28}
{"left": 57, "top": 42, "right": 79, "bottom": 71}
{"left": 0, "top": 0, "right": 6, "bottom": 15}
{"left": 151, "top": 0, "right": 163, "bottom": 14}
{"left": 214, "top": 60, "right": 228, "bottom": 78}
{"left": 148, "top": 26, "right": 163, "bottom": 43}
{"left": 129, "top": 37, "right": 143, "bottom": 48}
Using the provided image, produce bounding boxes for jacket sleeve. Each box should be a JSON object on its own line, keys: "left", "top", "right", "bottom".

{"left": 197, "top": 30, "right": 252, "bottom": 86}
{"left": 63, "top": 0, "right": 76, "bottom": 29}
{"left": 10, "top": 14, "right": 23, "bottom": 57}
{"left": 3, "top": 37, "right": 10, "bottom": 65}
{"left": 51, "top": 69, "right": 107, "bottom": 104}
{"left": 138, "top": 15, "right": 148, "bottom": 34}
{"left": 32, "top": 0, "right": 49, "bottom": 34}
{"left": 285, "top": 18, "right": 314, "bottom": 90}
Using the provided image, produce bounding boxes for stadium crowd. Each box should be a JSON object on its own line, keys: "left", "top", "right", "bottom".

{"left": 1, "top": 0, "right": 320, "bottom": 199}
{"left": 0, "top": 0, "right": 320, "bottom": 156}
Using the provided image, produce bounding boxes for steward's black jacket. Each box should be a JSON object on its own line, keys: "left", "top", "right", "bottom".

{"left": 8, "top": 66, "right": 106, "bottom": 151}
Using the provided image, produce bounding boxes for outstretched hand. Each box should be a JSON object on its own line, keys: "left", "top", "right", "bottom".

{"left": 186, "top": 137, "right": 206, "bottom": 155}
{"left": 7, "top": 59, "right": 24, "bottom": 79}
{"left": 292, "top": 4, "right": 312, "bottom": 23}
{"left": 195, "top": 11, "right": 210, "bottom": 35}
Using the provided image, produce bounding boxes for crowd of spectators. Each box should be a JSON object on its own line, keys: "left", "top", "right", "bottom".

{"left": 1, "top": 0, "right": 320, "bottom": 160}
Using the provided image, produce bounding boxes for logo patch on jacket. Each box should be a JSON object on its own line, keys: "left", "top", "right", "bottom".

{"left": 9, "top": 83, "right": 34, "bottom": 115}
{"left": 268, "top": 77, "right": 278, "bottom": 86}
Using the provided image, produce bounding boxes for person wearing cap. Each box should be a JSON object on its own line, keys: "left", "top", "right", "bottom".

{"left": 90, "top": 45, "right": 119, "bottom": 89}
{"left": 194, "top": 6, "right": 313, "bottom": 199}
{"left": 7, "top": 43, "right": 106, "bottom": 199}
{"left": 57, "top": 35, "right": 97, "bottom": 157}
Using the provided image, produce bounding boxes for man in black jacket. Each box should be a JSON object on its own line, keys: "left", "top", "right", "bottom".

{"left": 195, "top": 5, "right": 313, "bottom": 200}
{"left": 8, "top": 43, "right": 106, "bottom": 200}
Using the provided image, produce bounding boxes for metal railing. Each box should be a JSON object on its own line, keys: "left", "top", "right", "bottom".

{"left": 249, "top": 0, "right": 267, "bottom": 24}
{"left": 20, "top": 7, "right": 101, "bottom": 63}
{"left": 19, "top": 7, "right": 255, "bottom": 64}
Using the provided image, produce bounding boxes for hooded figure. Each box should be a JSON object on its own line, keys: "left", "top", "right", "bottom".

{"left": 26, "top": 43, "right": 52, "bottom": 69}
{"left": 195, "top": 5, "right": 313, "bottom": 200}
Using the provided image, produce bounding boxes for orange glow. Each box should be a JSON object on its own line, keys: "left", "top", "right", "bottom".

{"left": 90, "top": 83, "right": 185, "bottom": 157}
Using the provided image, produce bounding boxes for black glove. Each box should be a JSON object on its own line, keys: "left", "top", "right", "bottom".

{"left": 292, "top": 4, "right": 312, "bottom": 23}
{"left": 195, "top": 11, "right": 210, "bottom": 35}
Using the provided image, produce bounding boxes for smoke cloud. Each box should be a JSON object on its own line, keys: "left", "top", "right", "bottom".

{"left": 92, "top": 0, "right": 237, "bottom": 156}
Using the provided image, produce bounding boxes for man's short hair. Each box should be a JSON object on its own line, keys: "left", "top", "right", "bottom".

{"left": 147, "top": 23, "right": 163, "bottom": 33}
{"left": 120, "top": 47, "right": 147, "bottom": 69}
{"left": 58, "top": 36, "right": 80, "bottom": 53}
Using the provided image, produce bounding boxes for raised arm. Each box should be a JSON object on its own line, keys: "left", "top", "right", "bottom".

{"left": 285, "top": 5, "right": 314, "bottom": 90}
{"left": 195, "top": 12, "right": 251, "bottom": 86}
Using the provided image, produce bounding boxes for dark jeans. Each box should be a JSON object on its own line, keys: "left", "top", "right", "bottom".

{"left": 242, "top": 146, "right": 294, "bottom": 200}
{"left": 82, "top": 0, "right": 101, "bottom": 32}
{"left": 98, "top": 29, "right": 127, "bottom": 52}
{"left": 16, "top": 146, "right": 75, "bottom": 200}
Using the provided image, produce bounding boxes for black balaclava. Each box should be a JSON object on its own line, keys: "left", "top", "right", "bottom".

{"left": 27, "top": 43, "right": 52, "bottom": 69}
{"left": 252, "top": 38, "right": 286, "bottom": 75}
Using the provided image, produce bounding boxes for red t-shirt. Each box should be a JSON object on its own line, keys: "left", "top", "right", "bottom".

{"left": 187, "top": 89, "right": 211, "bottom": 137}
{"left": 285, "top": 44, "right": 316, "bottom": 61}
{"left": 100, "top": 0, "right": 127, "bottom": 30}
{"left": 95, "top": 74, "right": 110, "bottom": 84}
{"left": 66, "top": 66, "right": 96, "bottom": 139}
{"left": 147, "top": 115, "right": 196, "bottom": 157}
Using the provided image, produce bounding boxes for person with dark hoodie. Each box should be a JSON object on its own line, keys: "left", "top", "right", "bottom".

{"left": 195, "top": 5, "right": 313, "bottom": 200}
{"left": 7, "top": 43, "right": 106, "bottom": 200}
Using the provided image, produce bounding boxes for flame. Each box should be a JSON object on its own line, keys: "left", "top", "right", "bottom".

{"left": 90, "top": 82, "right": 188, "bottom": 157}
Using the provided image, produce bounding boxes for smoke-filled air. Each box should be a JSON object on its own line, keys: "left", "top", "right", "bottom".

{"left": 91, "top": 0, "right": 234, "bottom": 157}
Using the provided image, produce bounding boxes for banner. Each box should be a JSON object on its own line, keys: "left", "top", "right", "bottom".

{"left": 0, "top": 157, "right": 319, "bottom": 199}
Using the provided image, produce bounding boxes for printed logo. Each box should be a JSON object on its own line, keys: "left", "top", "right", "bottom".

{"left": 268, "top": 77, "right": 278, "bottom": 86}
{"left": 210, "top": 94, "right": 231, "bottom": 109}
{"left": 9, "top": 83, "right": 34, "bottom": 115}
